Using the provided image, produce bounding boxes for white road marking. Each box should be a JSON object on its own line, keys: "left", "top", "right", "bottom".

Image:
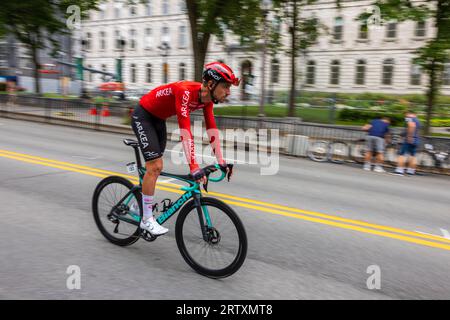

{"left": 414, "top": 229, "right": 450, "bottom": 240}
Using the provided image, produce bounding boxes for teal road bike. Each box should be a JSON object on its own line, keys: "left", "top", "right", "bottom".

{"left": 92, "top": 139, "right": 247, "bottom": 278}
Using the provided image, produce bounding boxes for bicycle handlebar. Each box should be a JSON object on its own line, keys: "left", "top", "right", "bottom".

{"left": 181, "top": 164, "right": 234, "bottom": 193}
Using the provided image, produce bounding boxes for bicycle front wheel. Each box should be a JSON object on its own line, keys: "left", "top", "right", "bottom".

{"left": 328, "top": 141, "right": 349, "bottom": 164}
{"left": 175, "top": 197, "right": 247, "bottom": 278}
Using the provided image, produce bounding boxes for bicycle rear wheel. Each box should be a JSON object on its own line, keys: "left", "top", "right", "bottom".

{"left": 307, "top": 140, "right": 329, "bottom": 162}
{"left": 175, "top": 197, "right": 247, "bottom": 278}
{"left": 92, "top": 176, "right": 142, "bottom": 246}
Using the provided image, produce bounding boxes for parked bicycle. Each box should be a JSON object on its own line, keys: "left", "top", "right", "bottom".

{"left": 92, "top": 139, "right": 248, "bottom": 278}
{"left": 416, "top": 143, "right": 449, "bottom": 173}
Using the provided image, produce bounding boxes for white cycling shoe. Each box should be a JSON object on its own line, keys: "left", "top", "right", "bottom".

{"left": 140, "top": 217, "right": 169, "bottom": 236}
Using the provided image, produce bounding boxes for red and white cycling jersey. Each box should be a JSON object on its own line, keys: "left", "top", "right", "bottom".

{"left": 139, "top": 81, "right": 224, "bottom": 171}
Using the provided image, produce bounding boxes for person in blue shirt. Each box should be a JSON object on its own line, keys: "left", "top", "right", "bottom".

{"left": 395, "top": 111, "right": 421, "bottom": 175}
{"left": 362, "top": 116, "right": 391, "bottom": 172}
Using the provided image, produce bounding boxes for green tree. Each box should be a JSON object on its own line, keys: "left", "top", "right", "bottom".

{"left": 270, "top": 0, "right": 327, "bottom": 117}
{"left": 0, "top": 0, "right": 99, "bottom": 95}
{"left": 185, "top": 0, "right": 262, "bottom": 81}
{"left": 361, "top": 0, "right": 450, "bottom": 135}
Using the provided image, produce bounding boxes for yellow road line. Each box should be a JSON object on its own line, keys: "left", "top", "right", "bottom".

{"left": 1, "top": 149, "right": 450, "bottom": 251}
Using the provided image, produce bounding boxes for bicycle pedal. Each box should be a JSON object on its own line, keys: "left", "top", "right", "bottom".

{"left": 141, "top": 230, "right": 158, "bottom": 242}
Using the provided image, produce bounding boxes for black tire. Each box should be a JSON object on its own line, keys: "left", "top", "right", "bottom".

{"left": 307, "top": 140, "right": 330, "bottom": 162}
{"left": 175, "top": 197, "right": 247, "bottom": 279}
{"left": 92, "top": 176, "right": 142, "bottom": 246}
{"left": 328, "top": 141, "right": 349, "bottom": 164}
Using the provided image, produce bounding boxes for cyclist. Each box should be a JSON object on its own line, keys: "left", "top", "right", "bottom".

{"left": 131, "top": 62, "right": 240, "bottom": 235}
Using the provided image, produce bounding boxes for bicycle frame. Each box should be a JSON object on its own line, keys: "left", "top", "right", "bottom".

{"left": 111, "top": 145, "right": 223, "bottom": 235}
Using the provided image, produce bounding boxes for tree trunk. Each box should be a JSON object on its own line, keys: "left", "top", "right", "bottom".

{"left": 30, "top": 44, "right": 41, "bottom": 95}
{"left": 425, "top": 59, "right": 437, "bottom": 136}
{"left": 287, "top": 1, "right": 298, "bottom": 117}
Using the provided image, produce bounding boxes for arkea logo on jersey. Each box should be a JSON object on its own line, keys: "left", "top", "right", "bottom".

{"left": 181, "top": 90, "right": 190, "bottom": 117}
{"left": 155, "top": 87, "right": 172, "bottom": 98}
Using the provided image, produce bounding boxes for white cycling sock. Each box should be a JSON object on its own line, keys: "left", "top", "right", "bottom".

{"left": 142, "top": 194, "right": 154, "bottom": 221}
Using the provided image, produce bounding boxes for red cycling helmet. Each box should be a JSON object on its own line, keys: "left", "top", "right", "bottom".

{"left": 202, "top": 62, "right": 240, "bottom": 86}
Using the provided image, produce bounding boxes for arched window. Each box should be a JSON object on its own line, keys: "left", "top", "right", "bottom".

{"left": 129, "top": 29, "right": 137, "bottom": 50}
{"left": 410, "top": 63, "right": 421, "bottom": 86}
{"left": 306, "top": 61, "right": 316, "bottom": 85}
{"left": 162, "top": 0, "right": 169, "bottom": 15}
{"left": 382, "top": 59, "right": 394, "bottom": 85}
{"left": 99, "top": 31, "right": 106, "bottom": 50}
{"left": 179, "top": 25, "right": 187, "bottom": 48}
{"left": 271, "top": 59, "right": 280, "bottom": 84}
{"left": 162, "top": 63, "right": 169, "bottom": 83}
{"left": 179, "top": 63, "right": 186, "bottom": 80}
{"left": 386, "top": 22, "right": 397, "bottom": 39}
{"left": 333, "top": 17, "right": 343, "bottom": 41}
{"left": 330, "top": 60, "right": 340, "bottom": 85}
{"left": 146, "top": 64, "right": 152, "bottom": 83}
{"left": 355, "top": 60, "right": 366, "bottom": 85}
{"left": 130, "top": 64, "right": 136, "bottom": 83}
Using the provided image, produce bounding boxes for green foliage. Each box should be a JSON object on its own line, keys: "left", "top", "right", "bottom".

{"left": 338, "top": 109, "right": 404, "bottom": 126}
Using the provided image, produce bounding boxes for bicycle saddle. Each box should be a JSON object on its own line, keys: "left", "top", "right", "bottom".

{"left": 123, "top": 139, "right": 139, "bottom": 147}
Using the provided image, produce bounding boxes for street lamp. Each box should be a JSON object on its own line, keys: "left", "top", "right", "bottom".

{"left": 79, "top": 38, "right": 89, "bottom": 99}
{"left": 259, "top": 0, "right": 272, "bottom": 118}
{"left": 158, "top": 41, "right": 171, "bottom": 83}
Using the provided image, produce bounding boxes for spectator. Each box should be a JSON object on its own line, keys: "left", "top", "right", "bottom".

{"left": 395, "top": 110, "right": 421, "bottom": 175}
{"left": 362, "top": 116, "right": 391, "bottom": 172}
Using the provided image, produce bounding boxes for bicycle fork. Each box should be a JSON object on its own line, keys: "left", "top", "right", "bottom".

{"left": 193, "top": 194, "right": 217, "bottom": 243}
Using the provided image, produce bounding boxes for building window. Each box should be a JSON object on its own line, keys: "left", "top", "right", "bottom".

{"left": 386, "top": 22, "right": 397, "bottom": 39}
{"left": 179, "top": 0, "right": 187, "bottom": 13}
{"left": 355, "top": 60, "right": 366, "bottom": 85}
{"left": 410, "top": 64, "right": 421, "bottom": 86}
{"left": 129, "top": 29, "right": 137, "bottom": 50}
{"left": 162, "top": 63, "right": 169, "bottom": 83}
{"left": 84, "top": 33, "right": 92, "bottom": 51}
{"left": 146, "top": 63, "right": 152, "bottom": 83}
{"left": 115, "top": 30, "right": 121, "bottom": 49}
{"left": 306, "top": 61, "right": 315, "bottom": 85}
{"left": 179, "top": 63, "right": 186, "bottom": 80}
{"left": 130, "top": 64, "right": 136, "bottom": 83}
{"left": 415, "top": 21, "right": 426, "bottom": 37}
{"left": 162, "top": 0, "right": 169, "bottom": 15}
{"left": 130, "top": 5, "right": 137, "bottom": 16}
{"left": 161, "top": 26, "right": 170, "bottom": 43}
{"left": 145, "top": 28, "right": 153, "bottom": 49}
{"left": 330, "top": 60, "right": 340, "bottom": 85}
{"left": 179, "top": 25, "right": 187, "bottom": 48}
{"left": 382, "top": 59, "right": 394, "bottom": 85}
{"left": 145, "top": 0, "right": 152, "bottom": 16}
{"left": 333, "top": 17, "right": 343, "bottom": 41}
{"left": 99, "top": 31, "right": 106, "bottom": 50}
{"left": 271, "top": 59, "right": 280, "bottom": 84}
{"left": 358, "top": 22, "right": 368, "bottom": 40}
{"left": 87, "top": 65, "right": 93, "bottom": 82}
{"left": 101, "top": 64, "right": 107, "bottom": 82}
{"left": 443, "top": 63, "right": 450, "bottom": 86}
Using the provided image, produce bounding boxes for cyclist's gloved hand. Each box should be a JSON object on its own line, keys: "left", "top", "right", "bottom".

{"left": 218, "top": 161, "right": 228, "bottom": 173}
{"left": 190, "top": 168, "right": 206, "bottom": 183}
